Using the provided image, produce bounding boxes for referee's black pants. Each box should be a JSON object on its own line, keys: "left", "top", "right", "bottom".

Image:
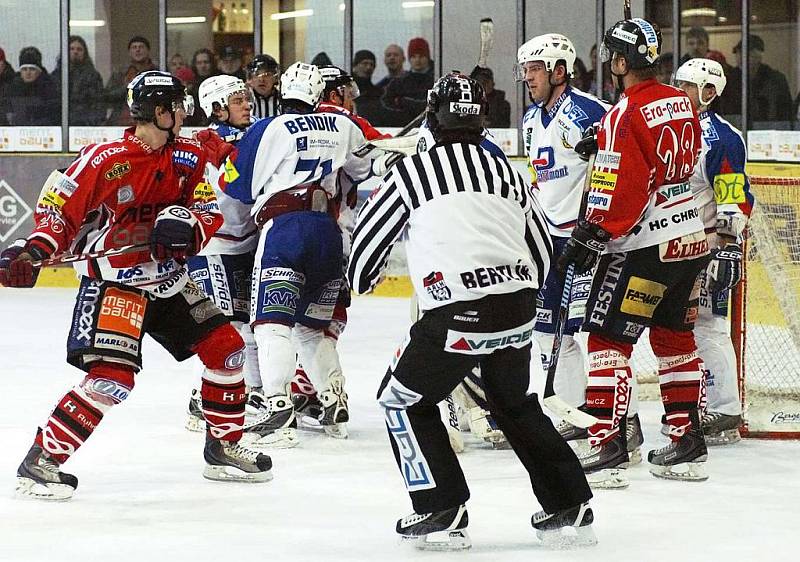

{"left": 377, "top": 288, "right": 592, "bottom": 515}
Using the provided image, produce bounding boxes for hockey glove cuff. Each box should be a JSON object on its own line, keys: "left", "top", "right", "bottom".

{"left": 557, "top": 220, "right": 611, "bottom": 274}
{"left": 150, "top": 206, "right": 201, "bottom": 263}
{"left": 371, "top": 151, "right": 404, "bottom": 177}
{"left": 195, "top": 129, "right": 235, "bottom": 168}
{"left": 707, "top": 242, "right": 743, "bottom": 292}
{"left": 575, "top": 124, "right": 600, "bottom": 162}
{"left": 0, "top": 239, "right": 48, "bottom": 288}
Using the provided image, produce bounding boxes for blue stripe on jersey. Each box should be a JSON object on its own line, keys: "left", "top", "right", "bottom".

{"left": 703, "top": 111, "right": 754, "bottom": 208}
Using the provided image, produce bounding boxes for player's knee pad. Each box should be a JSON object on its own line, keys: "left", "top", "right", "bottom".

{"left": 293, "top": 324, "right": 343, "bottom": 391}
{"left": 587, "top": 333, "right": 633, "bottom": 358}
{"left": 194, "top": 323, "right": 246, "bottom": 381}
{"left": 649, "top": 326, "right": 696, "bottom": 357}
{"left": 79, "top": 362, "right": 136, "bottom": 409}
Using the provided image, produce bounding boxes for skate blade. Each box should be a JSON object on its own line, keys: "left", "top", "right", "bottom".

{"left": 536, "top": 525, "right": 598, "bottom": 548}
{"left": 202, "top": 464, "right": 273, "bottom": 483}
{"left": 649, "top": 459, "right": 708, "bottom": 482}
{"left": 627, "top": 447, "right": 642, "bottom": 466}
{"left": 240, "top": 428, "right": 299, "bottom": 449}
{"left": 587, "top": 468, "right": 629, "bottom": 490}
{"left": 400, "top": 529, "right": 471, "bottom": 551}
{"left": 323, "top": 423, "right": 348, "bottom": 439}
{"left": 15, "top": 477, "right": 74, "bottom": 501}
{"left": 185, "top": 415, "right": 206, "bottom": 433}
{"left": 704, "top": 429, "right": 741, "bottom": 446}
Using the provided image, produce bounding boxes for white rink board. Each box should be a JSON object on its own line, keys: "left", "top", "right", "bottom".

{"left": 0, "top": 289, "right": 798, "bottom": 562}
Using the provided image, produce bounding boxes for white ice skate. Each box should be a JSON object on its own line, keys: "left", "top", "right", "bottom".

{"left": 185, "top": 387, "right": 206, "bottom": 432}
{"left": 240, "top": 392, "right": 299, "bottom": 449}
{"left": 318, "top": 374, "right": 349, "bottom": 439}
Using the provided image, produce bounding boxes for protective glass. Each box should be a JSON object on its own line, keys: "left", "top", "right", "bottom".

{"left": 599, "top": 42, "right": 612, "bottom": 64}
{"left": 228, "top": 88, "right": 254, "bottom": 107}
{"left": 174, "top": 95, "right": 194, "bottom": 116}
{"left": 347, "top": 80, "right": 361, "bottom": 100}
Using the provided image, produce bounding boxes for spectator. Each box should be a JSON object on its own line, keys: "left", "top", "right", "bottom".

{"left": 0, "top": 47, "right": 14, "bottom": 90}
{"left": 376, "top": 44, "right": 406, "bottom": 89}
{"left": 1, "top": 46, "right": 60, "bottom": 126}
{"left": 311, "top": 52, "right": 333, "bottom": 67}
{"left": 469, "top": 66, "right": 510, "bottom": 127}
{"left": 721, "top": 34, "right": 792, "bottom": 124}
{"left": 656, "top": 52, "right": 674, "bottom": 84}
{"left": 52, "top": 35, "right": 105, "bottom": 126}
{"left": 174, "top": 66, "right": 195, "bottom": 87}
{"left": 191, "top": 48, "right": 218, "bottom": 85}
{"left": 572, "top": 57, "right": 591, "bottom": 92}
{"left": 170, "top": 53, "right": 187, "bottom": 75}
{"left": 104, "top": 35, "right": 157, "bottom": 125}
{"left": 351, "top": 49, "right": 383, "bottom": 124}
{"left": 246, "top": 54, "right": 281, "bottom": 118}
{"left": 380, "top": 37, "right": 434, "bottom": 127}
{"left": 218, "top": 46, "right": 246, "bottom": 80}
{"left": 679, "top": 27, "right": 727, "bottom": 66}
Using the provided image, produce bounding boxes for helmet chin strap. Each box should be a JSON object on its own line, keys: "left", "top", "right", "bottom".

{"left": 532, "top": 66, "right": 567, "bottom": 109}
{"left": 153, "top": 108, "right": 177, "bottom": 143}
{"left": 611, "top": 65, "right": 628, "bottom": 96}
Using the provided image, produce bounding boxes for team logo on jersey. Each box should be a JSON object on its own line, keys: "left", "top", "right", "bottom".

{"left": 530, "top": 146, "right": 568, "bottom": 183}
{"left": 422, "top": 271, "right": 452, "bottom": 302}
{"left": 296, "top": 136, "right": 308, "bottom": 151}
{"left": 117, "top": 185, "right": 134, "bottom": 204}
{"left": 105, "top": 161, "right": 131, "bottom": 181}
{"left": 173, "top": 150, "right": 199, "bottom": 170}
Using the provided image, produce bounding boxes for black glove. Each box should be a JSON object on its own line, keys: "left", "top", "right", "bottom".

{"left": 557, "top": 220, "right": 611, "bottom": 274}
{"left": 150, "top": 206, "right": 201, "bottom": 263}
{"left": 0, "top": 239, "right": 47, "bottom": 288}
{"left": 707, "top": 243, "right": 743, "bottom": 292}
{"left": 575, "top": 124, "right": 600, "bottom": 162}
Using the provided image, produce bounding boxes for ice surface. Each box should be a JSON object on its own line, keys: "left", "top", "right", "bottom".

{"left": 1, "top": 289, "right": 798, "bottom": 562}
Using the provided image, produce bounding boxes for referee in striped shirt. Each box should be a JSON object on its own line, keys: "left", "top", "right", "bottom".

{"left": 246, "top": 54, "right": 281, "bottom": 118}
{"left": 348, "top": 72, "right": 594, "bottom": 549}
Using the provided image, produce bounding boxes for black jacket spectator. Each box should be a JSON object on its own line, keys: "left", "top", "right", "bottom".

{"left": 0, "top": 47, "right": 14, "bottom": 90}
{"left": 470, "top": 66, "right": 510, "bottom": 128}
{"left": 1, "top": 46, "right": 60, "bottom": 126}
{"left": 105, "top": 36, "right": 157, "bottom": 125}
{"left": 52, "top": 36, "right": 105, "bottom": 126}
{"left": 380, "top": 65, "right": 434, "bottom": 127}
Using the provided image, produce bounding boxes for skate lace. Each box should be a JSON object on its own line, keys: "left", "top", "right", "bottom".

{"left": 702, "top": 411, "right": 724, "bottom": 424}
{"left": 38, "top": 455, "right": 61, "bottom": 476}
{"left": 401, "top": 512, "right": 430, "bottom": 526}
{"left": 227, "top": 442, "right": 261, "bottom": 463}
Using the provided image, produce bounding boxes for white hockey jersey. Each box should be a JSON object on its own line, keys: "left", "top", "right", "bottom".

{"left": 521, "top": 87, "right": 610, "bottom": 237}
{"left": 223, "top": 112, "right": 371, "bottom": 217}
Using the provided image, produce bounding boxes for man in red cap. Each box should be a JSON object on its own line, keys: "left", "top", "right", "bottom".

{"left": 380, "top": 37, "right": 434, "bottom": 127}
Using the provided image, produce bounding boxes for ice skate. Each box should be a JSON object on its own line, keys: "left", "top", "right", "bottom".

{"left": 467, "top": 406, "right": 509, "bottom": 448}
{"left": 702, "top": 412, "right": 742, "bottom": 446}
{"left": 185, "top": 387, "right": 206, "bottom": 432}
{"left": 648, "top": 426, "right": 708, "bottom": 482}
{"left": 557, "top": 418, "right": 588, "bottom": 442}
{"left": 626, "top": 413, "right": 644, "bottom": 465}
{"left": 578, "top": 433, "right": 629, "bottom": 489}
{"left": 203, "top": 436, "right": 273, "bottom": 482}
{"left": 16, "top": 444, "right": 78, "bottom": 501}
{"left": 291, "top": 391, "right": 324, "bottom": 427}
{"left": 240, "top": 392, "right": 299, "bottom": 449}
{"left": 396, "top": 504, "right": 471, "bottom": 551}
{"left": 532, "top": 501, "right": 597, "bottom": 547}
{"left": 318, "top": 374, "right": 349, "bottom": 439}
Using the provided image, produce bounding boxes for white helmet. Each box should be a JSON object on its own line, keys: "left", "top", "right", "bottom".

{"left": 674, "top": 57, "right": 727, "bottom": 107}
{"left": 279, "top": 62, "right": 325, "bottom": 107}
{"left": 515, "top": 33, "right": 576, "bottom": 81}
{"left": 198, "top": 74, "right": 248, "bottom": 119}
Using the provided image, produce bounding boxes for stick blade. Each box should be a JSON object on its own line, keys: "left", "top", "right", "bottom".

{"left": 543, "top": 396, "right": 598, "bottom": 429}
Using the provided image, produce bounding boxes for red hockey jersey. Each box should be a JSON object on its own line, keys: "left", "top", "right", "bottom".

{"left": 587, "top": 79, "right": 704, "bottom": 253}
{"left": 27, "top": 129, "right": 221, "bottom": 296}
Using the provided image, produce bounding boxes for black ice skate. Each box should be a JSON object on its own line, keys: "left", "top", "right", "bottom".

{"left": 396, "top": 504, "right": 471, "bottom": 551}
{"left": 578, "top": 433, "right": 629, "bottom": 489}
{"left": 626, "top": 413, "right": 644, "bottom": 465}
{"left": 532, "top": 502, "right": 597, "bottom": 547}
{"left": 185, "top": 387, "right": 206, "bottom": 432}
{"left": 557, "top": 418, "right": 589, "bottom": 442}
{"left": 16, "top": 444, "right": 78, "bottom": 501}
{"left": 648, "top": 410, "right": 708, "bottom": 481}
{"left": 702, "top": 411, "right": 742, "bottom": 446}
{"left": 203, "top": 435, "right": 273, "bottom": 483}
{"left": 240, "top": 392, "right": 299, "bottom": 449}
{"left": 291, "top": 391, "right": 324, "bottom": 426}
{"left": 318, "top": 374, "right": 349, "bottom": 439}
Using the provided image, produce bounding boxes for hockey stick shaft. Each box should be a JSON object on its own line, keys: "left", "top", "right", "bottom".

{"left": 31, "top": 243, "right": 149, "bottom": 268}
{"left": 542, "top": 153, "right": 599, "bottom": 428}
{"left": 624, "top": 0, "right": 631, "bottom": 19}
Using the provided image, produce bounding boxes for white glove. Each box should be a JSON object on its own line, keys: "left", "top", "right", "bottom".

{"left": 371, "top": 151, "right": 404, "bottom": 176}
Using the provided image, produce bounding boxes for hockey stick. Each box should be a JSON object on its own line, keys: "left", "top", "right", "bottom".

{"left": 624, "top": 0, "right": 632, "bottom": 19}
{"left": 542, "top": 153, "right": 599, "bottom": 428}
{"left": 31, "top": 243, "right": 149, "bottom": 268}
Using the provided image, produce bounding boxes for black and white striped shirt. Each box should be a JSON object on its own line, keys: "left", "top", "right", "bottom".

{"left": 348, "top": 142, "right": 553, "bottom": 311}
{"left": 250, "top": 88, "right": 280, "bottom": 119}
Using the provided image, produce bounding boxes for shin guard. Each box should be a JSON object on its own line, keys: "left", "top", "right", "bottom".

{"left": 585, "top": 334, "right": 633, "bottom": 447}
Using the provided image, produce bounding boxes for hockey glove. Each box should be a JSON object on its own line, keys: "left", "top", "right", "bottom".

{"left": 150, "top": 206, "right": 201, "bottom": 263}
{"left": 0, "top": 239, "right": 47, "bottom": 288}
{"left": 371, "top": 151, "right": 404, "bottom": 177}
{"left": 557, "top": 220, "right": 611, "bottom": 274}
{"left": 575, "top": 124, "right": 600, "bottom": 162}
{"left": 707, "top": 243, "right": 743, "bottom": 292}
{"left": 194, "top": 129, "right": 235, "bottom": 168}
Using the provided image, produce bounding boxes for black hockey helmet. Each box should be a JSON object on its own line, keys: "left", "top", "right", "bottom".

{"left": 127, "top": 70, "right": 193, "bottom": 121}
{"left": 318, "top": 65, "right": 360, "bottom": 99}
{"left": 426, "top": 71, "right": 486, "bottom": 140}
{"left": 246, "top": 54, "right": 280, "bottom": 78}
{"left": 601, "top": 18, "right": 662, "bottom": 69}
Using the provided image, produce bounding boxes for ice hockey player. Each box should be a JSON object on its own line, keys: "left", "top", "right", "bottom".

{"left": 224, "top": 62, "right": 371, "bottom": 441}
{"left": 674, "top": 57, "right": 754, "bottom": 445}
{"left": 0, "top": 71, "right": 271, "bottom": 500}
{"left": 349, "top": 72, "right": 595, "bottom": 550}
{"left": 559, "top": 19, "right": 709, "bottom": 487}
